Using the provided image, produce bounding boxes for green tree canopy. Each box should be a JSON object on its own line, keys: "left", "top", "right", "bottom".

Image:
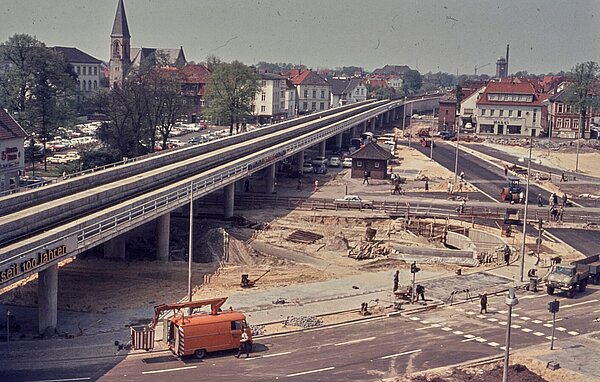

{"left": 205, "top": 60, "right": 260, "bottom": 134}
{"left": 401, "top": 69, "right": 423, "bottom": 95}
{"left": 564, "top": 61, "right": 600, "bottom": 137}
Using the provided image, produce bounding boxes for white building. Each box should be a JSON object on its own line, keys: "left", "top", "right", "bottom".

{"left": 0, "top": 109, "right": 27, "bottom": 192}
{"left": 289, "top": 70, "right": 331, "bottom": 114}
{"left": 53, "top": 47, "right": 103, "bottom": 95}
{"left": 329, "top": 78, "right": 367, "bottom": 107}
{"left": 252, "top": 73, "right": 295, "bottom": 123}
{"left": 386, "top": 75, "right": 403, "bottom": 92}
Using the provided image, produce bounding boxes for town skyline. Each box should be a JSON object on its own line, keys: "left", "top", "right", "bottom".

{"left": 1, "top": 0, "right": 598, "bottom": 75}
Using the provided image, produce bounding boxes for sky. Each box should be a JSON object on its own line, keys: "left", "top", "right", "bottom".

{"left": 1, "top": 0, "right": 599, "bottom": 76}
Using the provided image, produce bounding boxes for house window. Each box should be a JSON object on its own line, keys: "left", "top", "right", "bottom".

{"left": 94, "top": 66, "right": 97, "bottom": 76}
{"left": 320, "top": 102, "right": 325, "bottom": 110}
{"left": 261, "top": 92, "right": 266, "bottom": 101}
{"left": 533, "top": 110, "right": 537, "bottom": 123}
{"left": 260, "top": 105, "right": 266, "bottom": 112}
{"left": 77, "top": 66, "right": 81, "bottom": 75}
{"left": 557, "top": 104, "right": 564, "bottom": 113}
{"left": 93, "top": 80, "right": 97, "bottom": 89}
{"left": 312, "top": 90, "right": 317, "bottom": 98}
{"left": 83, "top": 67, "right": 87, "bottom": 75}
{"left": 311, "top": 102, "right": 316, "bottom": 110}
{"left": 573, "top": 119, "right": 579, "bottom": 130}
{"left": 479, "top": 124, "right": 494, "bottom": 134}
{"left": 517, "top": 110, "right": 522, "bottom": 117}
{"left": 499, "top": 110, "right": 504, "bottom": 117}
{"left": 564, "top": 119, "right": 570, "bottom": 129}
{"left": 356, "top": 160, "right": 363, "bottom": 167}
{"left": 88, "top": 80, "right": 91, "bottom": 90}
{"left": 304, "top": 90, "right": 308, "bottom": 98}
{"left": 303, "top": 102, "right": 308, "bottom": 110}
{"left": 481, "top": 109, "right": 486, "bottom": 116}
{"left": 490, "top": 109, "right": 495, "bottom": 116}
{"left": 507, "top": 125, "right": 521, "bottom": 134}
{"left": 464, "top": 108, "right": 473, "bottom": 115}
{"left": 556, "top": 118, "right": 563, "bottom": 129}
{"left": 82, "top": 81, "right": 86, "bottom": 91}
{"left": 508, "top": 110, "right": 513, "bottom": 117}
{"left": 321, "top": 90, "right": 325, "bottom": 98}
{"left": 566, "top": 105, "right": 572, "bottom": 113}
{"left": 374, "top": 162, "right": 380, "bottom": 168}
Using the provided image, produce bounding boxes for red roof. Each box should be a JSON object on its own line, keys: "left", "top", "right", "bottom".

{"left": 290, "top": 70, "right": 328, "bottom": 86}
{"left": 0, "top": 109, "right": 28, "bottom": 140}
{"left": 477, "top": 80, "right": 543, "bottom": 107}
{"left": 180, "top": 64, "right": 211, "bottom": 84}
{"left": 368, "top": 79, "right": 388, "bottom": 88}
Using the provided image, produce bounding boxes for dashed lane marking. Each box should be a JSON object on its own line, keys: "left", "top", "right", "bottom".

{"left": 510, "top": 324, "right": 521, "bottom": 329}
{"left": 520, "top": 316, "right": 531, "bottom": 321}
{"left": 488, "top": 342, "right": 500, "bottom": 347}
{"left": 545, "top": 336, "right": 557, "bottom": 340}
{"left": 466, "top": 311, "right": 476, "bottom": 315}
{"left": 531, "top": 320, "right": 542, "bottom": 324}
{"left": 521, "top": 328, "right": 533, "bottom": 333}
{"left": 416, "top": 325, "right": 435, "bottom": 331}
{"left": 421, "top": 320, "right": 431, "bottom": 324}
{"left": 142, "top": 366, "right": 198, "bottom": 375}
{"left": 287, "top": 367, "right": 335, "bottom": 377}
{"left": 556, "top": 327, "right": 567, "bottom": 332}
{"left": 246, "top": 351, "right": 292, "bottom": 361}
{"left": 475, "top": 338, "right": 487, "bottom": 343}
{"left": 334, "top": 337, "right": 376, "bottom": 346}
{"left": 511, "top": 313, "right": 520, "bottom": 317}
{"left": 409, "top": 316, "right": 421, "bottom": 321}
{"left": 379, "top": 349, "right": 422, "bottom": 360}
{"left": 463, "top": 334, "right": 476, "bottom": 339}
{"left": 441, "top": 327, "right": 453, "bottom": 331}
{"left": 499, "top": 321, "right": 507, "bottom": 326}
{"left": 533, "top": 332, "right": 545, "bottom": 337}
{"left": 461, "top": 337, "right": 480, "bottom": 343}
{"left": 487, "top": 318, "right": 498, "bottom": 322}
{"left": 568, "top": 331, "right": 580, "bottom": 336}
{"left": 453, "top": 331, "right": 464, "bottom": 335}
{"left": 560, "top": 299, "right": 599, "bottom": 309}
{"left": 543, "top": 323, "right": 553, "bottom": 328}
{"left": 476, "top": 314, "right": 487, "bottom": 318}
{"left": 547, "top": 318, "right": 563, "bottom": 323}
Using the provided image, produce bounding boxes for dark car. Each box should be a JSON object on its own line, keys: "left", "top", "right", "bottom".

{"left": 440, "top": 131, "right": 456, "bottom": 140}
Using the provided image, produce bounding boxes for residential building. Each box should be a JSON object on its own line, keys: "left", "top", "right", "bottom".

{"left": 458, "top": 85, "right": 486, "bottom": 130}
{"left": 386, "top": 75, "right": 403, "bottom": 92}
{"left": 475, "top": 80, "right": 544, "bottom": 136}
{"left": 438, "top": 97, "right": 457, "bottom": 130}
{"left": 329, "top": 78, "right": 367, "bottom": 107}
{"left": 179, "top": 64, "right": 211, "bottom": 123}
{"left": 52, "top": 47, "right": 103, "bottom": 95}
{"left": 547, "top": 87, "right": 600, "bottom": 139}
{"left": 283, "top": 79, "right": 297, "bottom": 118}
{"left": 109, "top": 0, "right": 186, "bottom": 88}
{"left": 348, "top": 142, "right": 392, "bottom": 180}
{"left": 251, "top": 73, "right": 292, "bottom": 124}
{"left": 0, "top": 108, "right": 27, "bottom": 192}
{"left": 289, "top": 70, "right": 331, "bottom": 114}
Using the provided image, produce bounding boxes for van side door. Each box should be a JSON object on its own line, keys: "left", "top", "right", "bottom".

{"left": 230, "top": 320, "right": 243, "bottom": 347}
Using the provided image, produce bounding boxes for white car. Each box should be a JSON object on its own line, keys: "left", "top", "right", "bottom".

{"left": 328, "top": 157, "right": 341, "bottom": 167}
{"left": 342, "top": 158, "right": 352, "bottom": 168}
{"left": 302, "top": 162, "right": 314, "bottom": 173}
{"left": 311, "top": 156, "right": 328, "bottom": 167}
{"left": 47, "top": 154, "right": 69, "bottom": 164}
{"left": 334, "top": 195, "right": 373, "bottom": 209}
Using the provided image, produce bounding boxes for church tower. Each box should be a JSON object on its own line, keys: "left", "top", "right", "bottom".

{"left": 109, "top": 0, "right": 131, "bottom": 88}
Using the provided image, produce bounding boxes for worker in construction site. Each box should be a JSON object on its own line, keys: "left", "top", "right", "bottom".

{"left": 235, "top": 330, "right": 250, "bottom": 358}
{"left": 393, "top": 270, "right": 399, "bottom": 292}
{"left": 479, "top": 293, "right": 488, "bottom": 314}
{"left": 416, "top": 284, "right": 426, "bottom": 301}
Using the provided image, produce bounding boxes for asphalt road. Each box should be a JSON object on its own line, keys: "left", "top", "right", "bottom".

{"left": 410, "top": 141, "right": 550, "bottom": 206}
{"left": 546, "top": 228, "right": 600, "bottom": 256}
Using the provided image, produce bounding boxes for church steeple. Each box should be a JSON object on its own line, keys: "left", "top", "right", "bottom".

{"left": 109, "top": 0, "right": 131, "bottom": 88}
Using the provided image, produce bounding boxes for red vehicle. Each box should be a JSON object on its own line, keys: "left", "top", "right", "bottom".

{"left": 417, "top": 129, "right": 431, "bottom": 138}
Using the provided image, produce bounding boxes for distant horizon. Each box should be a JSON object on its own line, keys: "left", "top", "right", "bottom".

{"left": 1, "top": 0, "right": 598, "bottom": 76}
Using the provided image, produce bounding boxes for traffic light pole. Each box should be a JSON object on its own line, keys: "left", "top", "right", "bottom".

{"left": 551, "top": 310, "right": 556, "bottom": 350}
{"left": 411, "top": 271, "right": 416, "bottom": 303}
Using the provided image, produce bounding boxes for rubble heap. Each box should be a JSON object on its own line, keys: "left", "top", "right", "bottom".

{"left": 348, "top": 241, "right": 392, "bottom": 260}
{"left": 284, "top": 315, "right": 323, "bottom": 328}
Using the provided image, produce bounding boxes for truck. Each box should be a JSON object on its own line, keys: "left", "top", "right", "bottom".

{"left": 546, "top": 254, "right": 600, "bottom": 297}
{"left": 127, "top": 297, "right": 253, "bottom": 359}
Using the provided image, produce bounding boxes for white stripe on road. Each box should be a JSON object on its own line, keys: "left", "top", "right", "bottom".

{"left": 461, "top": 337, "right": 480, "bottom": 343}
{"left": 142, "top": 366, "right": 197, "bottom": 375}
{"left": 379, "top": 349, "right": 422, "bottom": 360}
{"left": 560, "top": 299, "right": 598, "bottom": 309}
{"left": 521, "top": 328, "right": 533, "bottom": 333}
{"left": 245, "top": 351, "right": 292, "bottom": 361}
{"left": 463, "top": 334, "right": 476, "bottom": 339}
{"left": 546, "top": 318, "right": 563, "bottom": 323}
{"left": 545, "top": 336, "right": 557, "bottom": 340}
{"left": 441, "top": 327, "right": 453, "bottom": 331}
{"left": 510, "top": 324, "right": 521, "bottom": 329}
{"left": 287, "top": 367, "right": 335, "bottom": 377}
{"left": 409, "top": 316, "right": 421, "bottom": 321}
{"left": 453, "top": 331, "right": 464, "bottom": 335}
{"left": 543, "top": 323, "right": 553, "bottom": 328}
{"left": 488, "top": 342, "right": 500, "bottom": 347}
{"left": 531, "top": 320, "right": 542, "bottom": 324}
{"left": 533, "top": 332, "right": 545, "bottom": 337}
{"left": 568, "top": 331, "right": 580, "bottom": 336}
{"left": 520, "top": 317, "right": 531, "bottom": 321}
{"left": 475, "top": 338, "right": 487, "bottom": 343}
{"left": 556, "top": 327, "right": 567, "bottom": 332}
{"left": 487, "top": 318, "right": 498, "bottom": 322}
{"left": 334, "top": 336, "right": 376, "bottom": 346}
{"left": 26, "top": 378, "right": 91, "bottom": 382}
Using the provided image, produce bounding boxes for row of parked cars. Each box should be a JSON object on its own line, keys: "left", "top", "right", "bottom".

{"left": 301, "top": 156, "right": 352, "bottom": 174}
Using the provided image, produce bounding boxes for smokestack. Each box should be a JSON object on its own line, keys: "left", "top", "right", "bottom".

{"left": 506, "top": 44, "right": 510, "bottom": 77}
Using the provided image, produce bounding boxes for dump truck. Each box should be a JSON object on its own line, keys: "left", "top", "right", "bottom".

{"left": 546, "top": 254, "right": 600, "bottom": 297}
{"left": 127, "top": 297, "right": 252, "bottom": 359}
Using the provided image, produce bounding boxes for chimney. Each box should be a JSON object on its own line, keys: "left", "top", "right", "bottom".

{"left": 506, "top": 44, "right": 510, "bottom": 76}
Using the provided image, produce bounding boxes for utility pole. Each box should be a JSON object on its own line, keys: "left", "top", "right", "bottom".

{"left": 453, "top": 114, "right": 461, "bottom": 184}
{"left": 408, "top": 103, "right": 413, "bottom": 149}
{"left": 188, "top": 181, "right": 194, "bottom": 313}
{"left": 519, "top": 139, "right": 533, "bottom": 282}
{"left": 430, "top": 108, "right": 435, "bottom": 160}
{"left": 503, "top": 288, "right": 519, "bottom": 382}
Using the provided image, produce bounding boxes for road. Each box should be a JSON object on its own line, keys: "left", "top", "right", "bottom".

{"left": 546, "top": 228, "right": 600, "bottom": 256}
{"left": 5, "top": 287, "right": 599, "bottom": 381}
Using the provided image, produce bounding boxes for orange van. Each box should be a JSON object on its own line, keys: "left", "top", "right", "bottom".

{"left": 166, "top": 309, "right": 253, "bottom": 359}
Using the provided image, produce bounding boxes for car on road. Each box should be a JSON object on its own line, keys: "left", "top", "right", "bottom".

{"left": 311, "top": 156, "right": 328, "bottom": 167}
{"left": 439, "top": 131, "right": 456, "bottom": 140}
{"left": 314, "top": 164, "right": 328, "bottom": 174}
{"left": 302, "top": 162, "right": 314, "bottom": 173}
{"left": 328, "top": 157, "right": 341, "bottom": 167}
{"left": 342, "top": 158, "right": 352, "bottom": 168}
{"left": 334, "top": 195, "right": 373, "bottom": 209}
{"left": 188, "top": 136, "right": 203, "bottom": 144}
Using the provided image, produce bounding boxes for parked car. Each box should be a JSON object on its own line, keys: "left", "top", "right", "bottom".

{"left": 334, "top": 195, "right": 373, "bottom": 209}
{"left": 311, "top": 156, "right": 328, "bottom": 167}
{"left": 342, "top": 158, "right": 352, "bottom": 168}
{"left": 65, "top": 152, "right": 80, "bottom": 162}
{"left": 302, "top": 162, "right": 314, "bottom": 173}
{"left": 314, "top": 164, "right": 328, "bottom": 174}
{"left": 328, "top": 157, "right": 341, "bottom": 167}
{"left": 439, "top": 131, "right": 456, "bottom": 140}
{"left": 47, "top": 154, "right": 68, "bottom": 164}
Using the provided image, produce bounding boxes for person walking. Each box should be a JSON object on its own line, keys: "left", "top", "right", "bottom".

{"left": 550, "top": 205, "right": 558, "bottom": 221}
{"left": 235, "top": 330, "right": 250, "bottom": 358}
{"left": 562, "top": 193, "right": 568, "bottom": 207}
{"left": 552, "top": 192, "right": 558, "bottom": 207}
{"left": 537, "top": 194, "right": 543, "bottom": 207}
{"left": 297, "top": 178, "right": 302, "bottom": 191}
{"left": 457, "top": 180, "right": 463, "bottom": 193}
{"left": 560, "top": 171, "right": 566, "bottom": 182}
{"left": 479, "top": 293, "right": 488, "bottom": 314}
{"left": 363, "top": 170, "right": 370, "bottom": 185}
{"left": 393, "top": 270, "right": 399, "bottom": 292}
{"left": 416, "top": 284, "right": 425, "bottom": 301}
{"left": 424, "top": 178, "right": 429, "bottom": 191}
{"left": 449, "top": 182, "right": 455, "bottom": 195}
{"left": 504, "top": 165, "right": 508, "bottom": 176}
{"left": 558, "top": 205, "right": 564, "bottom": 223}
{"left": 459, "top": 171, "right": 465, "bottom": 182}
{"left": 313, "top": 178, "right": 319, "bottom": 192}
{"left": 244, "top": 179, "right": 250, "bottom": 193}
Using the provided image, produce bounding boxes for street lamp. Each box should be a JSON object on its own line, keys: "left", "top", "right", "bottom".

{"left": 188, "top": 180, "right": 194, "bottom": 313}
{"left": 502, "top": 288, "right": 519, "bottom": 382}
{"left": 519, "top": 138, "right": 533, "bottom": 282}
{"left": 453, "top": 112, "right": 461, "bottom": 184}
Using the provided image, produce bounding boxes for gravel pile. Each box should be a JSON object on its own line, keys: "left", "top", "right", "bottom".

{"left": 284, "top": 315, "right": 323, "bottom": 328}
{"left": 249, "top": 324, "right": 265, "bottom": 336}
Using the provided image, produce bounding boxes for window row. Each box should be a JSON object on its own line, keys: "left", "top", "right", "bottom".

{"left": 487, "top": 94, "right": 533, "bottom": 102}
{"left": 76, "top": 65, "right": 99, "bottom": 76}
{"left": 555, "top": 118, "right": 579, "bottom": 130}
{"left": 481, "top": 109, "right": 523, "bottom": 118}
{"left": 79, "top": 80, "right": 98, "bottom": 91}
{"left": 303, "top": 89, "right": 328, "bottom": 99}
{"left": 302, "top": 102, "right": 327, "bottom": 111}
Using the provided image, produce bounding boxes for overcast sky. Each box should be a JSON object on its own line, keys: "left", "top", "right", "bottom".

{"left": 1, "top": 0, "right": 598, "bottom": 75}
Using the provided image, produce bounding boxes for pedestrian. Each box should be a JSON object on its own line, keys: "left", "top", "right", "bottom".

{"left": 393, "top": 182, "right": 402, "bottom": 195}
{"left": 459, "top": 171, "right": 465, "bottom": 182}
{"left": 458, "top": 199, "right": 466, "bottom": 214}
{"left": 313, "top": 178, "right": 319, "bottom": 192}
{"left": 558, "top": 205, "right": 564, "bottom": 222}
{"left": 244, "top": 179, "right": 250, "bottom": 193}
{"left": 449, "top": 182, "right": 454, "bottom": 195}
{"left": 457, "top": 180, "right": 463, "bottom": 193}
{"left": 447, "top": 181, "right": 452, "bottom": 195}
{"left": 235, "top": 330, "right": 250, "bottom": 358}
{"left": 416, "top": 284, "right": 425, "bottom": 301}
{"left": 297, "top": 178, "right": 302, "bottom": 191}
{"left": 479, "top": 293, "right": 488, "bottom": 314}
{"left": 527, "top": 268, "right": 537, "bottom": 278}
{"left": 552, "top": 192, "right": 558, "bottom": 207}
{"left": 560, "top": 171, "right": 566, "bottom": 182}
{"left": 550, "top": 206, "right": 558, "bottom": 221}
{"left": 363, "top": 170, "right": 370, "bottom": 185}
{"left": 504, "top": 165, "right": 508, "bottom": 176}
{"left": 503, "top": 245, "right": 511, "bottom": 265}
{"left": 562, "top": 193, "right": 568, "bottom": 207}
{"left": 537, "top": 194, "right": 543, "bottom": 207}
{"left": 424, "top": 178, "right": 429, "bottom": 191}
{"left": 393, "top": 270, "right": 399, "bottom": 292}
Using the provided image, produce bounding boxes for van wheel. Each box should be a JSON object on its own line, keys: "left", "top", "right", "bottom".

{"left": 566, "top": 287, "right": 576, "bottom": 298}
{"left": 194, "top": 349, "right": 206, "bottom": 359}
{"left": 546, "top": 286, "right": 554, "bottom": 295}
{"left": 579, "top": 281, "right": 587, "bottom": 292}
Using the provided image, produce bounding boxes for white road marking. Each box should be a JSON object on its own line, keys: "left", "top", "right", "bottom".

{"left": 520, "top": 295, "right": 546, "bottom": 300}
{"left": 463, "top": 334, "right": 476, "bottom": 339}
{"left": 568, "top": 331, "right": 580, "bottom": 336}
{"left": 510, "top": 324, "right": 521, "bottom": 329}
{"left": 500, "top": 346, "right": 512, "bottom": 351}
{"left": 476, "top": 314, "right": 487, "bottom": 318}
{"left": 441, "top": 327, "right": 453, "bottom": 331}
{"left": 334, "top": 336, "right": 376, "bottom": 346}
{"left": 556, "top": 327, "right": 567, "bottom": 332}
{"left": 379, "top": 349, "right": 422, "bottom": 360}
{"left": 142, "top": 366, "right": 198, "bottom": 375}
{"left": 409, "top": 316, "right": 421, "bottom": 321}
{"left": 497, "top": 310, "right": 507, "bottom": 314}
{"left": 560, "top": 299, "right": 599, "bottom": 309}
{"left": 531, "top": 320, "right": 542, "bottom": 324}
{"left": 533, "top": 332, "right": 545, "bottom": 337}
{"left": 477, "top": 187, "right": 499, "bottom": 203}
{"left": 246, "top": 351, "right": 292, "bottom": 360}
{"left": 287, "top": 366, "right": 335, "bottom": 377}
{"left": 499, "top": 321, "right": 507, "bottom": 326}
{"left": 519, "top": 316, "right": 531, "bottom": 321}
{"left": 511, "top": 313, "right": 520, "bottom": 317}
{"left": 545, "top": 336, "right": 557, "bottom": 340}
{"left": 421, "top": 320, "right": 431, "bottom": 324}
{"left": 487, "top": 318, "right": 498, "bottom": 322}
{"left": 521, "top": 328, "right": 533, "bottom": 333}
{"left": 466, "top": 311, "right": 476, "bottom": 315}
{"left": 453, "top": 330, "right": 464, "bottom": 335}
{"left": 26, "top": 379, "right": 91, "bottom": 382}
{"left": 475, "top": 338, "right": 487, "bottom": 343}
{"left": 416, "top": 325, "right": 435, "bottom": 331}
{"left": 543, "top": 323, "right": 553, "bottom": 328}
{"left": 488, "top": 342, "right": 500, "bottom": 347}
{"left": 430, "top": 323, "right": 441, "bottom": 328}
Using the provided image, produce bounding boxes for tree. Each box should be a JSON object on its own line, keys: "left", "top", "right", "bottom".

{"left": 0, "top": 34, "right": 77, "bottom": 170}
{"left": 564, "top": 61, "right": 600, "bottom": 138}
{"left": 205, "top": 61, "right": 260, "bottom": 135}
{"left": 402, "top": 70, "right": 423, "bottom": 95}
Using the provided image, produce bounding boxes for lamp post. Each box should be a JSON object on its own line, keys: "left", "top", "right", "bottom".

{"left": 408, "top": 102, "right": 413, "bottom": 149}
{"left": 188, "top": 181, "right": 194, "bottom": 313}
{"left": 454, "top": 112, "right": 461, "bottom": 184}
{"left": 502, "top": 288, "right": 519, "bottom": 382}
{"left": 519, "top": 138, "right": 533, "bottom": 282}
{"left": 430, "top": 108, "right": 435, "bottom": 160}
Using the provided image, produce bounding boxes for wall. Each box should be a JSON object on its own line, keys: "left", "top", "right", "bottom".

{"left": 0, "top": 137, "right": 25, "bottom": 192}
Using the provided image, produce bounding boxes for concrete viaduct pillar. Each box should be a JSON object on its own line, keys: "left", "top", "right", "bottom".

{"left": 38, "top": 264, "right": 58, "bottom": 335}
{"left": 156, "top": 213, "right": 171, "bottom": 262}
{"left": 370, "top": 118, "right": 376, "bottom": 131}
{"left": 224, "top": 183, "right": 235, "bottom": 218}
{"left": 335, "top": 132, "right": 343, "bottom": 150}
{"left": 351, "top": 125, "right": 358, "bottom": 137}
{"left": 296, "top": 150, "right": 305, "bottom": 176}
{"left": 385, "top": 111, "right": 390, "bottom": 125}
{"left": 104, "top": 235, "right": 125, "bottom": 259}
{"left": 264, "top": 163, "right": 276, "bottom": 194}
{"left": 318, "top": 141, "right": 326, "bottom": 157}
